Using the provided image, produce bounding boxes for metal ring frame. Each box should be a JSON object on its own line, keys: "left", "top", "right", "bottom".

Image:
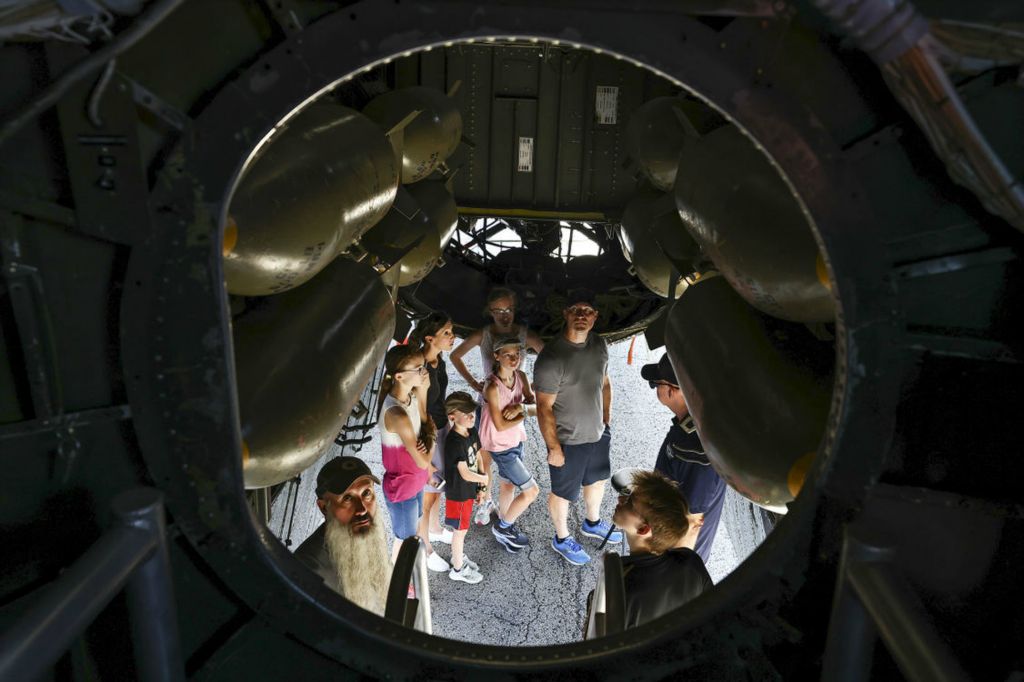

{"left": 120, "top": 1, "right": 904, "bottom": 677}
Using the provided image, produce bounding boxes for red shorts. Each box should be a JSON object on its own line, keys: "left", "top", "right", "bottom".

{"left": 444, "top": 499, "right": 474, "bottom": 531}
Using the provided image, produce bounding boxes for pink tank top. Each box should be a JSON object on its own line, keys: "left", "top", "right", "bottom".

{"left": 478, "top": 371, "right": 527, "bottom": 452}
{"left": 380, "top": 392, "right": 429, "bottom": 502}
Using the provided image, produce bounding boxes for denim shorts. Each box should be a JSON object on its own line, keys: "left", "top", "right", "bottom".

{"left": 384, "top": 489, "right": 423, "bottom": 539}
{"left": 549, "top": 425, "right": 612, "bottom": 502}
{"left": 491, "top": 443, "right": 537, "bottom": 490}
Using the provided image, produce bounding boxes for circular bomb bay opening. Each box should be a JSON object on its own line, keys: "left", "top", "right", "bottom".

{"left": 144, "top": 6, "right": 860, "bottom": 675}
{"left": 223, "top": 33, "right": 840, "bottom": 652}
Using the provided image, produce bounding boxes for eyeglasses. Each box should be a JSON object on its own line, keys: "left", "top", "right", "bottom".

{"left": 567, "top": 306, "right": 597, "bottom": 317}
{"left": 489, "top": 307, "right": 514, "bottom": 315}
{"left": 397, "top": 365, "right": 428, "bottom": 375}
{"left": 617, "top": 491, "right": 647, "bottom": 522}
{"left": 648, "top": 380, "right": 678, "bottom": 390}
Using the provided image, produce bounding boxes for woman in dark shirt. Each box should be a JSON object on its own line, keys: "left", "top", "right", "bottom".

{"left": 411, "top": 311, "right": 457, "bottom": 563}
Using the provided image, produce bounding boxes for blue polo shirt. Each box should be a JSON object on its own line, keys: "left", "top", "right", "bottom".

{"left": 654, "top": 416, "right": 726, "bottom": 563}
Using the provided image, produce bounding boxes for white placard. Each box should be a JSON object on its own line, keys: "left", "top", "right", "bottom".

{"left": 517, "top": 136, "right": 534, "bottom": 172}
{"left": 595, "top": 85, "right": 619, "bottom": 125}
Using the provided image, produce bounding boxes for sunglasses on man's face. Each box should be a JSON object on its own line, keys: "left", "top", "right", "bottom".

{"left": 489, "top": 307, "right": 514, "bottom": 315}
{"left": 567, "top": 306, "right": 597, "bottom": 317}
{"left": 648, "top": 380, "right": 677, "bottom": 390}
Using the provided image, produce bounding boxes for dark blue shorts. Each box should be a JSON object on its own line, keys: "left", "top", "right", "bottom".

{"left": 549, "top": 425, "right": 612, "bottom": 502}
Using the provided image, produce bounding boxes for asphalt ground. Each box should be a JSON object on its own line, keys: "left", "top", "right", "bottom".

{"left": 270, "top": 334, "right": 769, "bottom": 646}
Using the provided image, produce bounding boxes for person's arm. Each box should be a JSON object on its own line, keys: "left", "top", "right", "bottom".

{"left": 535, "top": 390, "right": 563, "bottom": 467}
{"left": 601, "top": 373, "right": 612, "bottom": 426}
{"left": 525, "top": 327, "right": 545, "bottom": 354}
{"left": 519, "top": 370, "right": 537, "bottom": 414}
{"left": 449, "top": 329, "right": 484, "bottom": 392}
{"left": 486, "top": 382, "right": 525, "bottom": 431}
{"left": 383, "top": 406, "right": 431, "bottom": 469}
{"left": 414, "top": 386, "right": 429, "bottom": 424}
{"left": 457, "top": 460, "right": 489, "bottom": 484}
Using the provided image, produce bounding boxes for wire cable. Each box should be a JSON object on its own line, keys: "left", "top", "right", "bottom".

{"left": 0, "top": 0, "right": 185, "bottom": 148}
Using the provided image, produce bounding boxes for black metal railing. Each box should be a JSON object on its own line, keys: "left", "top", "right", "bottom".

{"left": 822, "top": 525, "right": 969, "bottom": 682}
{"left": 384, "top": 537, "right": 432, "bottom": 634}
{"left": 0, "top": 488, "right": 184, "bottom": 682}
{"left": 585, "top": 552, "right": 626, "bottom": 640}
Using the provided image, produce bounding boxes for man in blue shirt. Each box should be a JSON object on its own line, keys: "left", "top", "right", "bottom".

{"left": 640, "top": 354, "right": 727, "bottom": 563}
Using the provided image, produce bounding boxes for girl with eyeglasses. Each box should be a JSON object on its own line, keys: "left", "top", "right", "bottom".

{"left": 377, "top": 344, "right": 439, "bottom": 564}
{"left": 449, "top": 287, "right": 545, "bottom": 394}
{"left": 450, "top": 287, "right": 545, "bottom": 524}
{"left": 409, "top": 312, "right": 459, "bottom": 572}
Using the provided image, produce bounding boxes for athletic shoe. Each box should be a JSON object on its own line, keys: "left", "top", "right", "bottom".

{"left": 492, "top": 522, "right": 528, "bottom": 549}
{"left": 551, "top": 535, "right": 590, "bottom": 565}
{"left": 426, "top": 551, "right": 450, "bottom": 572}
{"left": 428, "top": 528, "right": 453, "bottom": 544}
{"left": 474, "top": 499, "right": 495, "bottom": 526}
{"left": 580, "top": 518, "right": 624, "bottom": 544}
{"left": 449, "top": 563, "right": 483, "bottom": 584}
{"left": 461, "top": 556, "right": 479, "bottom": 571}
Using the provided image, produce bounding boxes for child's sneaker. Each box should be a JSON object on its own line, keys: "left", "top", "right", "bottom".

{"left": 426, "top": 551, "right": 450, "bottom": 572}
{"left": 580, "top": 518, "right": 623, "bottom": 544}
{"left": 492, "top": 522, "right": 528, "bottom": 549}
{"left": 428, "top": 527, "right": 453, "bottom": 544}
{"left": 449, "top": 562, "right": 483, "bottom": 584}
{"left": 551, "top": 535, "right": 590, "bottom": 565}
{"left": 474, "top": 499, "right": 495, "bottom": 526}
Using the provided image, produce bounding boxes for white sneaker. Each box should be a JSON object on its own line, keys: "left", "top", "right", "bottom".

{"left": 474, "top": 500, "right": 495, "bottom": 526}
{"left": 426, "top": 551, "right": 450, "bottom": 572}
{"left": 461, "top": 556, "right": 479, "bottom": 571}
{"left": 449, "top": 563, "right": 483, "bottom": 584}
{"left": 428, "top": 528, "right": 453, "bottom": 544}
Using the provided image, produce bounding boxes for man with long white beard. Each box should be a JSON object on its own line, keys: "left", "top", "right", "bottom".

{"left": 294, "top": 456, "right": 393, "bottom": 616}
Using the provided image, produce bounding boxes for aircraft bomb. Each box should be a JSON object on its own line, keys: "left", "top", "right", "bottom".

{"left": 225, "top": 103, "right": 399, "bottom": 296}
{"left": 619, "top": 189, "right": 702, "bottom": 298}
{"left": 674, "top": 125, "right": 835, "bottom": 323}
{"left": 233, "top": 258, "right": 395, "bottom": 488}
{"left": 363, "top": 86, "right": 462, "bottom": 184}
{"left": 664, "top": 273, "right": 831, "bottom": 512}
{"left": 362, "top": 179, "right": 459, "bottom": 288}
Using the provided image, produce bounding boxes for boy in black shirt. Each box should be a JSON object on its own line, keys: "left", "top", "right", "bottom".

{"left": 443, "top": 391, "right": 490, "bottom": 584}
{"left": 610, "top": 470, "right": 712, "bottom": 628}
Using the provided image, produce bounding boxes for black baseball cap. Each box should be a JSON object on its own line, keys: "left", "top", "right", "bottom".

{"left": 640, "top": 354, "right": 678, "bottom": 387}
{"left": 315, "top": 456, "right": 380, "bottom": 498}
{"left": 565, "top": 288, "right": 597, "bottom": 308}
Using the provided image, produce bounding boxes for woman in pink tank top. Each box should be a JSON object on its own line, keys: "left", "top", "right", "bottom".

{"left": 377, "top": 344, "right": 436, "bottom": 564}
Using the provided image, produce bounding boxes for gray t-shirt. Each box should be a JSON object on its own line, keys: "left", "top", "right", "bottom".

{"left": 533, "top": 333, "right": 608, "bottom": 446}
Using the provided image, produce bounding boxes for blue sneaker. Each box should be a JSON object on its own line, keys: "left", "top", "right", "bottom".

{"left": 580, "top": 518, "right": 624, "bottom": 544}
{"left": 492, "top": 522, "right": 528, "bottom": 549}
{"left": 551, "top": 535, "right": 591, "bottom": 565}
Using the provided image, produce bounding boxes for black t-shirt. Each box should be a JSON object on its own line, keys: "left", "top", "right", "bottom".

{"left": 444, "top": 427, "right": 481, "bottom": 502}
{"left": 425, "top": 357, "right": 449, "bottom": 429}
{"left": 621, "top": 548, "right": 712, "bottom": 628}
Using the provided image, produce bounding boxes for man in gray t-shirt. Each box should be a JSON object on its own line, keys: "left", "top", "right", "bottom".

{"left": 534, "top": 289, "right": 623, "bottom": 566}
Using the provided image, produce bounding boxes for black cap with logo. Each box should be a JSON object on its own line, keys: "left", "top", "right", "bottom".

{"left": 315, "top": 456, "right": 380, "bottom": 498}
